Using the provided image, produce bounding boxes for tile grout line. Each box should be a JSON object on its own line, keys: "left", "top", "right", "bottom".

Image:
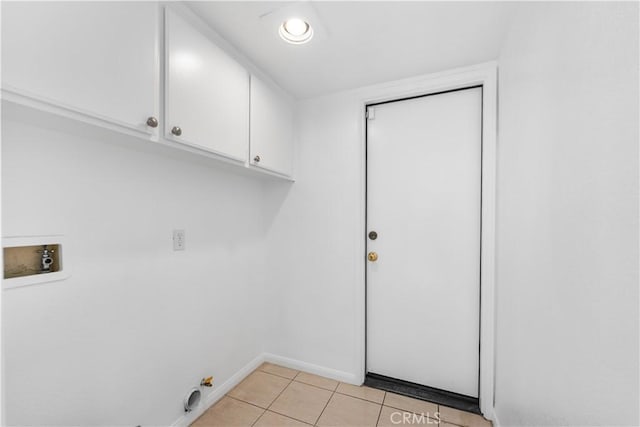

{"left": 374, "top": 391, "right": 386, "bottom": 427}
{"left": 196, "top": 395, "right": 266, "bottom": 427}
{"left": 334, "top": 389, "right": 385, "bottom": 406}
{"left": 268, "top": 407, "right": 315, "bottom": 426}
{"left": 298, "top": 382, "right": 338, "bottom": 393}
{"left": 437, "top": 403, "right": 482, "bottom": 427}
{"left": 224, "top": 394, "right": 268, "bottom": 427}
{"left": 294, "top": 379, "right": 340, "bottom": 393}
{"left": 312, "top": 388, "right": 336, "bottom": 426}
{"left": 231, "top": 366, "right": 298, "bottom": 427}
{"left": 226, "top": 394, "right": 269, "bottom": 412}
{"left": 257, "top": 366, "right": 300, "bottom": 381}
{"left": 264, "top": 376, "right": 295, "bottom": 412}
{"left": 250, "top": 408, "right": 267, "bottom": 426}
{"left": 262, "top": 371, "right": 319, "bottom": 426}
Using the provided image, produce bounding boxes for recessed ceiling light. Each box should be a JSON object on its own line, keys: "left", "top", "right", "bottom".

{"left": 279, "top": 18, "right": 313, "bottom": 45}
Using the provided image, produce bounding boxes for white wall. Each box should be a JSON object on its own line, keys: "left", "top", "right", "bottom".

{"left": 263, "top": 92, "right": 364, "bottom": 381}
{"left": 495, "top": 2, "right": 639, "bottom": 426}
{"left": 1, "top": 107, "right": 274, "bottom": 426}
{"left": 266, "top": 3, "right": 639, "bottom": 426}
{"left": 262, "top": 64, "right": 495, "bottom": 388}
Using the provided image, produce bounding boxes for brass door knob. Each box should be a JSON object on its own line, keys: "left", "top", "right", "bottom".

{"left": 367, "top": 252, "right": 378, "bottom": 262}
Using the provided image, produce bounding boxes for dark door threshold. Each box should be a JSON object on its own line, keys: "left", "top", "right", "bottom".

{"left": 365, "top": 373, "right": 481, "bottom": 415}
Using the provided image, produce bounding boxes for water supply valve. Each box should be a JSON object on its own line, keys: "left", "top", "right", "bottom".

{"left": 37, "top": 245, "right": 55, "bottom": 273}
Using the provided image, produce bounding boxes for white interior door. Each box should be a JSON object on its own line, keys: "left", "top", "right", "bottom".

{"left": 366, "top": 87, "right": 482, "bottom": 398}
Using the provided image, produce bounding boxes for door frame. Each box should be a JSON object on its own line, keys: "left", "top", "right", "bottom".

{"left": 354, "top": 62, "right": 497, "bottom": 419}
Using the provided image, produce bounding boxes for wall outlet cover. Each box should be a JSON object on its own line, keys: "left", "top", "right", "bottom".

{"left": 173, "top": 229, "right": 185, "bottom": 251}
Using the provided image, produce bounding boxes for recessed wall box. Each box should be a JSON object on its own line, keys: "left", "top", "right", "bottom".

{"left": 3, "top": 235, "right": 70, "bottom": 289}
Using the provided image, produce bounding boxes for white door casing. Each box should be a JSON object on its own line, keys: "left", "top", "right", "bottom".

{"left": 354, "top": 62, "right": 497, "bottom": 419}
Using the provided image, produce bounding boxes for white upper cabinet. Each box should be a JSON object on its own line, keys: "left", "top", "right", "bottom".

{"left": 165, "top": 9, "right": 249, "bottom": 162}
{"left": 249, "top": 76, "right": 294, "bottom": 177}
{"left": 1, "top": 2, "right": 159, "bottom": 136}
{"left": 2, "top": 3, "right": 292, "bottom": 179}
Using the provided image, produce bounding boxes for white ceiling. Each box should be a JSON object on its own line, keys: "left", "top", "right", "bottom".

{"left": 187, "top": 1, "right": 515, "bottom": 99}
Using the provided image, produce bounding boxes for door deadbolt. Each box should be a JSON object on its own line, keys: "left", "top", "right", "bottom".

{"left": 368, "top": 231, "right": 378, "bottom": 240}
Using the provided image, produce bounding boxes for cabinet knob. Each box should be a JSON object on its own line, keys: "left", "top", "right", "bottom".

{"left": 253, "top": 155, "right": 261, "bottom": 163}
{"left": 146, "top": 117, "right": 159, "bottom": 128}
{"left": 171, "top": 126, "right": 182, "bottom": 136}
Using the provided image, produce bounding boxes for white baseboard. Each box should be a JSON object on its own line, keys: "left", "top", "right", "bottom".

{"left": 170, "top": 354, "right": 266, "bottom": 427}
{"left": 491, "top": 408, "right": 502, "bottom": 427}
{"left": 262, "top": 353, "right": 360, "bottom": 385}
{"left": 170, "top": 353, "right": 361, "bottom": 427}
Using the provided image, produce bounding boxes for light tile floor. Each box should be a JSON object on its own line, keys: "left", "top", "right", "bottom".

{"left": 192, "top": 363, "right": 493, "bottom": 427}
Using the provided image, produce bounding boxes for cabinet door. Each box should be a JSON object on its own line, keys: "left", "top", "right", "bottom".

{"left": 1, "top": 1, "right": 159, "bottom": 135}
{"left": 249, "top": 76, "right": 294, "bottom": 177}
{"left": 165, "top": 9, "right": 249, "bottom": 162}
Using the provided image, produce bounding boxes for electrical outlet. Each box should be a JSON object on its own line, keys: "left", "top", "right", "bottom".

{"left": 173, "top": 229, "right": 185, "bottom": 251}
